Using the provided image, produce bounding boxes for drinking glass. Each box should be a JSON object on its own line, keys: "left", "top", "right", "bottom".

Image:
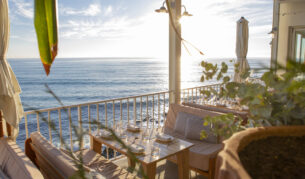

{"left": 151, "top": 145, "right": 160, "bottom": 158}
{"left": 117, "top": 122, "right": 127, "bottom": 139}
{"left": 142, "top": 127, "right": 151, "bottom": 143}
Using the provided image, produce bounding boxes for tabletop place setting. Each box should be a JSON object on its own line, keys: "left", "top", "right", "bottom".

{"left": 93, "top": 123, "right": 176, "bottom": 158}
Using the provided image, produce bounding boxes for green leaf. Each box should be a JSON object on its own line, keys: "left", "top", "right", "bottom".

{"left": 223, "top": 76, "right": 230, "bottom": 83}
{"left": 34, "top": 0, "right": 58, "bottom": 75}
{"left": 203, "top": 121, "right": 209, "bottom": 126}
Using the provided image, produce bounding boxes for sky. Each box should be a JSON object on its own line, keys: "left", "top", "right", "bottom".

{"left": 7, "top": 0, "right": 273, "bottom": 59}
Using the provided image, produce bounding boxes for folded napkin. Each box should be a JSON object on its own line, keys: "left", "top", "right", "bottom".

{"left": 216, "top": 102, "right": 226, "bottom": 107}
{"left": 156, "top": 133, "right": 174, "bottom": 142}
{"left": 130, "top": 144, "right": 145, "bottom": 154}
{"left": 241, "top": 105, "right": 249, "bottom": 111}
{"left": 127, "top": 124, "right": 140, "bottom": 132}
{"left": 96, "top": 130, "right": 112, "bottom": 139}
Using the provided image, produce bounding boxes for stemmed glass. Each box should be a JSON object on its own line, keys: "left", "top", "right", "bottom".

{"left": 115, "top": 121, "right": 127, "bottom": 139}
{"left": 151, "top": 141, "right": 160, "bottom": 158}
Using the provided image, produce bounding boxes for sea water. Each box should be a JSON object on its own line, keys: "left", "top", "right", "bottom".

{"left": 8, "top": 57, "right": 269, "bottom": 148}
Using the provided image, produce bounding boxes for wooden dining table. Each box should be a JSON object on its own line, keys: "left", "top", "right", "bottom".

{"left": 90, "top": 128, "right": 194, "bottom": 179}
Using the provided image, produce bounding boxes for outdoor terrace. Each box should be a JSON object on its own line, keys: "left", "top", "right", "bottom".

{"left": 17, "top": 83, "right": 223, "bottom": 178}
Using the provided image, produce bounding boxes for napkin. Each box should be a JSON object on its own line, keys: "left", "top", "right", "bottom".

{"left": 96, "top": 130, "right": 112, "bottom": 139}
{"left": 127, "top": 124, "right": 140, "bottom": 132}
{"left": 156, "top": 133, "right": 174, "bottom": 142}
{"left": 130, "top": 144, "right": 145, "bottom": 154}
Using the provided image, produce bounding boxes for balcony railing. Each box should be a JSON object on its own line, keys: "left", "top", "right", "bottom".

{"left": 19, "top": 83, "right": 222, "bottom": 159}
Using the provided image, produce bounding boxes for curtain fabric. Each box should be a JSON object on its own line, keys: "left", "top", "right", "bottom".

{"left": 0, "top": 0, "right": 24, "bottom": 138}
{"left": 234, "top": 17, "right": 250, "bottom": 83}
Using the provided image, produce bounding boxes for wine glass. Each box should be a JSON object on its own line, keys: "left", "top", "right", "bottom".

{"left": 151, "top": 143, "right": 160, "bottom": 158}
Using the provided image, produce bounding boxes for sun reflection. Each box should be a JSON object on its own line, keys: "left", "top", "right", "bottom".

{"left": 181, "top": 55, "right": 202, "bottom": 89}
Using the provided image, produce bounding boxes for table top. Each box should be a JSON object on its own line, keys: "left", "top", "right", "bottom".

{"left": 90, "top": 128, "right": 194, "bottom": 165}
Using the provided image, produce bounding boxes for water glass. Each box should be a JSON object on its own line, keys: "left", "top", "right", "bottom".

{"left": 151, "top": 145, "right": 160, "bottom": 158}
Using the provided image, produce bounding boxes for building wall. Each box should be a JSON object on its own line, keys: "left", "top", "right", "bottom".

{"left": 276, "top": 2, "right": 305, "bottom": 66}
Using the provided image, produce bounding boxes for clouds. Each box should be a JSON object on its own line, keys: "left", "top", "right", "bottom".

{"left": 60, "top": 16, "right": 145, "bottom": 40}
{"left": 7, "top": 0, "right": 274, "bottom": 58}
{"left": 11, "top": 0, "right": 33, "bottom": 19}
{"left": 60, "top": 3, "right": 102, "bottom": 16}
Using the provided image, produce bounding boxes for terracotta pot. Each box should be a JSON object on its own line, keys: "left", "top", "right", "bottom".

{"left": 215, "top": 125, "right": 305, "bottom": 179}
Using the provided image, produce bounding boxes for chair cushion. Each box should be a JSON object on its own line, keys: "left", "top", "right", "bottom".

{"left": 183, "top": 102, "right": 248, "bottom": 120}
{"left": 0, "top": 168, "right": 9, "bottom": 179}
{"left": 165, "top": 104, "right": 223, "bottom": 130}
{"left": 165, "top": 128, "right": 223, "bottom": 171}
{"left": 188, "top": 141, "right": 223, "bottom": 171}
{"left": 174, "top": 112, "right": 202, "bottom": 135}
{"left": 0, "top": 138, "right": 43, "bottom": 179}
{"left": 30, "top": 132, "right": 78, "bottom": 178}
{"left": 185, "top": 117, "right": 218, "bottom": 143}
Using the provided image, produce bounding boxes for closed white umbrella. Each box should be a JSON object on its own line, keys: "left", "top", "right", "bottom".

{"left": 0, "top": 0, "right": 24, "bottom": 138}
{"left": 234, "top": 17, "right": 250, "bottom": 82}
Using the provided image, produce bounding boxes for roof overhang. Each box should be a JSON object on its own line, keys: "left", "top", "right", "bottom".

{"left": 278, "top": 0, "right": 305, "bottom": 3}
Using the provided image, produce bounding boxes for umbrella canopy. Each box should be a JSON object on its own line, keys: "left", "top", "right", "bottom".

{"left": 0, "top": 0, "right": 24, "bottom": 138}
{"left": 234, "top": 17, "right": 250, "bottom": 82}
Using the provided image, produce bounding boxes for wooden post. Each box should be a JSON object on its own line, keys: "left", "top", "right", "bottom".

{"left": 6, "top": 122, "right": 11, "bottom": 137}
{"left": 177, "top": 149, "right": 190, "bottom": 179}
{"left": 141, "top": 162, "right": 157, "bottom": 179}
{"left": 169, "top": 0, "right": 181, "bottom": 104}
{"left": 90, "top": 135, "right": 102, "bottom": 154}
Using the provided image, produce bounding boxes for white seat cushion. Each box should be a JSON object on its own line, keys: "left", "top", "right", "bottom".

{"left": 165, "top": 128, "right": 223, "bottom": 171}
{"left": 0, "top": 138, "right": 43, "bottom": 179}
{"left": 174, "top": 112, "right": 202, "bottom": 135}
{"left": 185, "top": 117, "right": 218, "bottom": 143}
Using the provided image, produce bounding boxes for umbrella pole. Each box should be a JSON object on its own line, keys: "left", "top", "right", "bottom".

{"left": 0, "top": 111, "right": 3, "bottom": 137}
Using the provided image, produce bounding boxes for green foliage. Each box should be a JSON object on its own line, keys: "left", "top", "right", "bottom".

{"left": 34, "top": 0, "right": 58, "bottom": 75}
{"left": 199, "top": 59, "right": 305, "bottom": 140}
{"left": 200, "top": 114, "right": 245, "bottom": 140}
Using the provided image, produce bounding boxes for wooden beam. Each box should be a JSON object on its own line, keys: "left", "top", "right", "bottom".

{"left": 169, "top": 0, "right": 181, "bottom": 104}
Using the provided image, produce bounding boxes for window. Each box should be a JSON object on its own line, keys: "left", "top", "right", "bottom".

{"left": 289, "top": 27, "right": 305, "bottom": 64}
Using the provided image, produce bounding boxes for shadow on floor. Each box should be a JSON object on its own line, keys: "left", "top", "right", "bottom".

{"left": 112, "top": 157, "right": 207, "bottom": 179}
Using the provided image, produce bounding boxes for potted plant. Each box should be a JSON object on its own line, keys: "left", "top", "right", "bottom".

{"left": 199, "top": 60, "right": 305, "bottom": 178}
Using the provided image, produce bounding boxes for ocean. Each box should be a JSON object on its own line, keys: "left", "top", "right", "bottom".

{"left": 8, "top": 57, "right": 269, "bottom": 149}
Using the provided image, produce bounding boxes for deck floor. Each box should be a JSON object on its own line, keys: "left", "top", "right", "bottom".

{"left": 112, "top": 156, "right": 207, "bottom": 179}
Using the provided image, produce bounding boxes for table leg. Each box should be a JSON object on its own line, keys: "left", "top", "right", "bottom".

{"left": 141, "top": 162, "right": 156, "bottom": 179}
{"left": 90, "top": 135, "right": 102, "bottom": 154}
{"left": 127, "top": 157, "right": 136, "bottom": 170}
{"left": 177, "top": 149, "right": 190, "bottom": 179}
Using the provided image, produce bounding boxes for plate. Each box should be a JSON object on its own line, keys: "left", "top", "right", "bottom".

{"left": 156, "top": 133, "right": 174, "bottom": 143}
{"left": 130, "top": 144, "right": 145, "bottom": 154}
{"left": 127, "top": 124, "right": 141, "bottom": 132}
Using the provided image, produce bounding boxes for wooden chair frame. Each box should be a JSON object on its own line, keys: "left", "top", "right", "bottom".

{"left": 167, "top": 156, "right": 216, "bottom": 179}
{"left": 25, "top": 138, "right": 67, "bottom": 179}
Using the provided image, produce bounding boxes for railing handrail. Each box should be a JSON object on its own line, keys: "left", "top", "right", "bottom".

{"left": 24, "top": 83, "right": 228, "bottom": 115}
{"left": 19, "top": 83, "right": 225, "bottom": 159}
{"left": 24, "top": 89, "right": 174, "bottom": 115}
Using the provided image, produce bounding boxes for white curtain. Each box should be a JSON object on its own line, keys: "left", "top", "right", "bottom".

{"left": 234, "top": 17, "right": 250, "bottom": 82}
{"left": 0, "top": 0, "right": 24, "bottom": 138}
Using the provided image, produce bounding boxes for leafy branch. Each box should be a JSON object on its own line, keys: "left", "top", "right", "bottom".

{"left": 200, "top": 59, "right": 305, "bottom": 140}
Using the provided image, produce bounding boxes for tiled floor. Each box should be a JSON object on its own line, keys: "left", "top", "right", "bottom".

{"left": 112, "top": 156, "right": 207, "bottom": 179}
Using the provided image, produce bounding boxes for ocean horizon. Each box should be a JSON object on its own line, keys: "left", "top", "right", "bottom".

{"left": 8, "top": 57, "right": 269, "bottom": 148}
{"left": 9, "top": 57, "right": 269, "bottom": 110}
